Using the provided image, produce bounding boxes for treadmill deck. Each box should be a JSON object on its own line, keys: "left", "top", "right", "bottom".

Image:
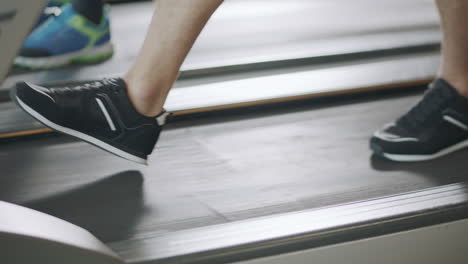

{"left": 2, "top": 89, "right": 468, "bottom": 263}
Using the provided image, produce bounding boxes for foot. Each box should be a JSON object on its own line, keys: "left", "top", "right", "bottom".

{"left": 14, "top": 78, "right": 170, "bottom": 164}
{"left": 15, "top": 3, "right": 113, "bottom": 70}
{"left": 371, "top": 79, "right": 468, "bottom": 162}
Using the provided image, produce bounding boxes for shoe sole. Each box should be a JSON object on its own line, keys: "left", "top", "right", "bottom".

{"left": 15, "top": 93, "right": 147, "bottom": 165}
{"left": 371, "top": 139, "right": 468, "bottom": 162}
{"left": 14, "top": 42, "right": 114, "bottom": 70}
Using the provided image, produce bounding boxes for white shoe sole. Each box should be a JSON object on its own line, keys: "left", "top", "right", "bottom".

{"left": 379, "top": 138, "right": 468, "bottom": 162}
{"left": 16, "top": 94, "right": 147, "bottom": 165}
{"left": 15, "top": 42, "right": 113, "bottom": 69}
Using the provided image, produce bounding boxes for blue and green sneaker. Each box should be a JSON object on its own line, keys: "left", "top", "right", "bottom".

{"left": 16, "top": 3, "right": 113, "bottom": 70}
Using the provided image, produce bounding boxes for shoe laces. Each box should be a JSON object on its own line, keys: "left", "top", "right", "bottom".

{"left": 43, "top": 6, "right": 62, "bottom": 17}
{"left": 50, "top": 78, "right": 120, "bottom": 97}
{"left": 398, "top": 84, "right": 452, "bottom": 129}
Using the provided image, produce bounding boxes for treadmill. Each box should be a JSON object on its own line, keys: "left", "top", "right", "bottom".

{"left": 1, "top": 1, "right": 468, "bottom": 263}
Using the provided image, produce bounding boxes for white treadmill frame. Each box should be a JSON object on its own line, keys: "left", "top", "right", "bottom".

{"left": 0, "top": 0, "right": 47, "bottom": 84}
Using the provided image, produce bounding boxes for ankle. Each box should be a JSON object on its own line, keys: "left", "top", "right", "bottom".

{"left": 122, "top": 76, "right": 165, "bottom": 117}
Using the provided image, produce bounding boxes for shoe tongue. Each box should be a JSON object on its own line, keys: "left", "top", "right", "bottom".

{"left": 56, "top": 4, "right": 75, "bottom": 18}
{"left": 396, "top": 78, "right": 456, "bottom": 132}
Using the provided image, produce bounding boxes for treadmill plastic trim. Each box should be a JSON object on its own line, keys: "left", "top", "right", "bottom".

{"left": 109, "top": 183, "right": 468, "bottom": 264}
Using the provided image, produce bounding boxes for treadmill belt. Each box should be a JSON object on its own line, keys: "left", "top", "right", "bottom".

{"left": 2, "top": 0, "right": 439, "bottom": 90}
{"left": 2, "top": 89, "right": 468, "bottom": 262}
{"left": 0, "top": 51, "right": 439, "bottom": 139}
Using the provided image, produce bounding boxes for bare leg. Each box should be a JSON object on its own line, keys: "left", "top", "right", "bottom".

{"left": 124, "top": 0, "right": 223, "bottom": 117}
{"left": 436, "top": 0, "right": 468, "bottom": 97}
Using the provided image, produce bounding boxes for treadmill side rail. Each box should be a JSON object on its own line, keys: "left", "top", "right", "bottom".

{"left": 111, "top": 183, "right": 468, "bottom": 264}
{"left": 0, "top": 201, "right": 124, "bottom": 264}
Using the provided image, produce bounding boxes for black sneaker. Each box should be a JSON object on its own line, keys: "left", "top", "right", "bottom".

{"left": 371, "top": 79, "right": 468, "bottom": 162}
{"left": 14, "top": 78, "right": 170, "bottom": 164}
